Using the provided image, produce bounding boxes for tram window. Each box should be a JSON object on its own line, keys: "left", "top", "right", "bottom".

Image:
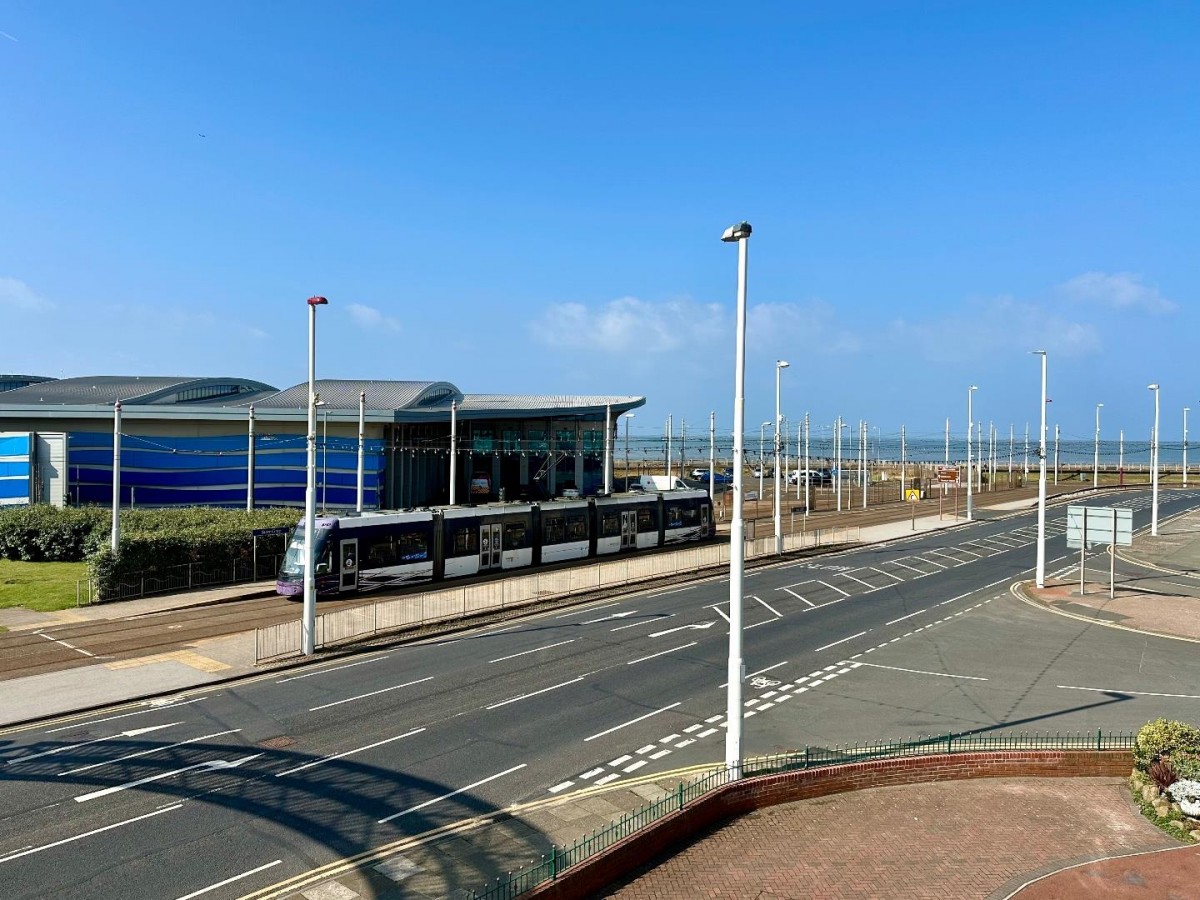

{"left": 600, "top": 511, "right": 622, "bottom": 537}
{"left": 504, "top": 522, "right": 528, "bottom": 550}
{"left": 680, "top": 504, "right": 700, "bottom": 526}
{"left": 544, "top": 516, "right": 565, "bottom": 544}
{"left": 565, "top": 514, "right": 588, "bottom": 540}
{"left": 451, "top": 527, "right": 477, "bottom": 556}
{"left": 398, "top": 531, "right": 429, "bottom": 561}
{"left": 666, "top": 505, "right": 684, "bottom": 528}
{"left": 363, "top": 537, "right": 398, "bottom": 568}
{"left": 637, "top": 507, "right": 656, "bottom": 532}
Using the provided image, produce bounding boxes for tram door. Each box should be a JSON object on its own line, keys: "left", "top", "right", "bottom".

{"left": 479, "top": 524, "right": 502, "bottom": 571}
{"left": 340, "top": 539, "right": 358, "bottom": 591}
{"left": 620, "top": 511, "right": 637, "bottom": 550}
{"left": 701, "top": 504, "right": 711, "bottom": 536}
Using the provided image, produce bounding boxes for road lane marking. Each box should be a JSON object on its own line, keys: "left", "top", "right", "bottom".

{"left": 309, "top": 677, "right": 434, "bottom": 712}
{"left": 816, "top": 580, "right": 850, "bottom": 597}
{"left": 0, "top": 804, "right": 182, "bottom": 864}
{"left": 856, "top": 662, "right": 988, "bottom": 681}
{"left": 486, "top": 676, "right": 588, "bottom": 710}
{"left": 627, "top": 642, "right": 698, "bottom": 665}
{"left": 44, "top": 698, "right": 205, "bottom": 734}
{"left": 710, "top": 604, "right": 731, "bottom": 623}
{"left": 1058, "top": 685, "right": 1200, "bottom": 699}
{"left": 35, "top": 632, "right": 95, "bottom": 657}
{"left": 611, "top": 614, "right": 674, "bottom": 631}
{"left": 889, "top": 560, "right": 930, "bottom": 575}
{"left": 919, "top": 553, "right": 951, "bottom": 568}
{"left": 871, "top": 566, "right": 905, "bottom": 582}
{"left": 489, "top": 640, "right": 576, "bottom": 664}
{"left": 839, "top": 572, "right": 875, "bottom": 589}
{"left": 75, "top": 754, "right": 263, "bottom": 802}
{"left": 9, "top": 723, "right": 181, "bottom": 765}
{"left": 585, "top": 703, "right": 682, "bottom": 742}
{"left": 752, "top": 596, "right": 783, "bottom": 617}
{"left": 595, "top": 773, "right": 621, "bottom": 785}
{"left": 378, "top": 764, "right": 528, "bottom": 823}
{"left": 582, "top": 610, "right": 637, "bottom": 624}
{"left": 276, "top": 656, "right": 388, "bottom": 682}
{"left": 274, "top": 729, "right": 425, "bottom": 778}
{"left": 886, "top": 609, "right": 928, "bottom": 625}
{"left": 815, "top": 631, "right": 868, "bottom": 652}
{"left": 781, "top": 587, "right": 816, "bottom": 607}
{"left": 58, "top": 728, "right": 242, "bottom": 777}
{"left": 172, "top": 860, "right": 283, "bottom": 900}
{"left": 555, "top": 603, "right": 619, "bottom": 618}
{"left": 549, "top": 781, "right": 574, "bottom": 794}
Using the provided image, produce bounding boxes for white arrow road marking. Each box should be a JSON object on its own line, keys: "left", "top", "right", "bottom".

{"left": 612, "top": 614, "right": 674, "bottom": 632}
{"left": 582, "top": 610, "right": 637, "bottom": 624}
{"left": 648, "top": 622, "right": 715, "bottom": 637}
{"left": 9, "top": 723, "right": 181, "bottom": 765}
{"left": 75, "top": 754, "right": 263, "bottom": 802}
{"left": 379, "top": 764, "right": 527, "bottom": 823}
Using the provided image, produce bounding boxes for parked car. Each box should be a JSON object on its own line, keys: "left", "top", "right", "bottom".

{"left": 788, "top": 468, "right": 833, "bottom": 486}
{"left": 691, "top": 468, "right": 733, "bottom": 484}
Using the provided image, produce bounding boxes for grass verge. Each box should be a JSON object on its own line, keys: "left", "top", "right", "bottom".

{"left": 0, "top": 559, "right": 90, "bottom": 613}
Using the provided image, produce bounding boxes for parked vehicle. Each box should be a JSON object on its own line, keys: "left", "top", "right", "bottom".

{"left": 788, "top": 468, "right": 833, "bottom": 486}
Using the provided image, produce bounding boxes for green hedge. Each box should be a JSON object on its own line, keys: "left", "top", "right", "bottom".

{"left": 0, "top": 506, "right": 109, "bottom": 561}
{"left": 1134, "top": 718, "right": 1200, "bottom": 772}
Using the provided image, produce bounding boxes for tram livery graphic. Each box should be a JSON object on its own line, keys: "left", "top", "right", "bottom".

{"left": 277, "top": 490, "right": 714, "bottom": 596}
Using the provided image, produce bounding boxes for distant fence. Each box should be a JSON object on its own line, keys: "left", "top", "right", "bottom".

{"left": 79, "top": 554, "right": 283, "bottom": 605}
{"left": 254, "top": 526, "right": 860, "bottom": 663}
{"left": 471, "top": 730, "right": 1135, "bottom": 899}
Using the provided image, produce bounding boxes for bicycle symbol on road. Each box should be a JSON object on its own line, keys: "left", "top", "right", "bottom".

{"left": 749, "top": 677, "right": 781, "bottom": 689}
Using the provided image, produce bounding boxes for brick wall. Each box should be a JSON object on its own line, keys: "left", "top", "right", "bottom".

{"left": 523, "top": 750, "right": 1131, "bottom": 899}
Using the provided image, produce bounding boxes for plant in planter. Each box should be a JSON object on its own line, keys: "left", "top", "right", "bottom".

{"left": 1168, "top": 779, "right": 1200, "bottom": 818}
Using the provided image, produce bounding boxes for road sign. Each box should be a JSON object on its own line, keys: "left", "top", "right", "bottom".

{"left": 252, "top": 526, "right": 291, "bottom": 537}
{"left": 935, "top": 466, "right": 960, "bottom": 484}
{"left": 1066, "top": 505, "right": 1132, "bottom": 549}
{"left": 906, "top": 489, "right": 921, "bottom": 502}
{"left": 792, "top": 506, "right": 807, "bottom": 514}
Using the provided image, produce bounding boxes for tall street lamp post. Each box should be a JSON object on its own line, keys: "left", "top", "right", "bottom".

{"left": 1093, "top": 403, "right": 1103, "bottom": 489}
{"left": 303, "top": 295, "right": 329, "bottom": 657}
{"left": 774, "top": 360, "right": 789, "bottom": 554}
{"left": 759, "top": 422, "right": 770, "bottom": 501}
{"left": 1150, "top": 383, "right": 1161, "bottom": 536}
{"left": 721, "top": 219, "right": 751, "bottom": 779}
{"left": 623, "top": 412, "right": 635, "bottom": 490}
{"left": 966, "top": 386, "right": 978, "bottom": 521}
{"left": 1033, "top": 351, "right": 1048, "bottom": 588}
{"left": 1184, "top": 407, "right": 1190, "bottom": 488}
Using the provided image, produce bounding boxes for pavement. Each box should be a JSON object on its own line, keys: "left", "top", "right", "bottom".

{"left": 3, "top": 482, "right": 1199, "bottom": 898}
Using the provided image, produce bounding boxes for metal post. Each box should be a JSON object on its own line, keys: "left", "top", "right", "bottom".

{"left": 604, "top": 404, "right": 613, "bottom": 495}
{"left": 357, "top": 391, "right": 366, "bottom": 513}
{"left": 303, "top": 295, "right": 328, "bottom": 656}
{"left": 774, "top": 360, "right": 788, "bottom": 554}
{"left": 860, "top": 420, "right": 867, "bottom": 509}
{"left": 625, "top": 412, "right": 636, "bottom": 492}
{"left": 900, "top": 424, "right": 906, "bottom": 500}
{"left": 247, "top": 404, "right": 255, "bottom": 511}
{"left": 111, "top": 400, "right": 122, "bottom": 555}
{"left": 966, "top": 386, "right": 977, "bottom": 520}
{"left": 1034, "top": 350, "right": 1048, "bottom": 588}
{"left": 1119, "top": 429, "right": 1124, "bottom": 484}
{"left": 1110, "top": 508, "right": 1117, "bottom": 599}
{"left": 1150, "top": 383, "right": 1160, "bottom": 535}
{"left": 721, "top": 219, "right": 752, "bottom": 780}
{"left": 1080, "top": 506, "right": 1087, "bottom": 596}
{"left": 1184, "top": 407, "right": 1190, "bottom": 488}
{"left": 1094, "top": 403, "right": 1103, "bottom": 489}
{"left": 666, "top": 414, "right": 672, "bottom": 478}
{"left": 708, "top": 411, "right": 715, "bottom": 499}
{"left": 835, "top": 417, "right": 842, "bottom": 513}
{"left": 803, "top": 414, "right": 810, "bottom": 514}
{"left": 1024, "top": 422, "right": 1030, "bottom": 479}
{"left": 1054, "top": 424, "right": 1060, "bottom": 485}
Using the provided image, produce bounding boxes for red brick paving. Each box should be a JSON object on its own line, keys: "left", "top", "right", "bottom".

{"left": 599, "top": 777, "right": 1182, "bottom": 899}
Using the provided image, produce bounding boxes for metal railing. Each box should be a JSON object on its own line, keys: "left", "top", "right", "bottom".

{"left": 83, "top": 554, "right": 283, "bottom": 604}
{"left": 254, "top": 528, "right": 861, "bottom": 663}
{"left": 471, "top": 729, "right": 1135, "bottom": 899}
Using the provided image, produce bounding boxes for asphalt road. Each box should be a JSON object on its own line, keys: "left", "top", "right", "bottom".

{"left": 3, "top": 487, "right": 1200, "bottom": 899}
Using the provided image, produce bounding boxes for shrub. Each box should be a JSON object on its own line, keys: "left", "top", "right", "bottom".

{"left": 1134, "top": 718, "right": 1200, "bottom": 772}
{"left": 0, "top": 506, "right": 108, "bottom": 561}
{"left": 1175, "top": 755, "right": 1200, "bottom": 781}
{"left": 1150, "top": 759, "right": 1178, "bottom": 791}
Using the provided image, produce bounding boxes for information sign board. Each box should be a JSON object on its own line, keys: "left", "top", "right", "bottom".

{"left": 935, "top": 466, "right": 960, "bottom": 485}
{"left": 1066, "top": 506, "right": 1132, "bottom": 549}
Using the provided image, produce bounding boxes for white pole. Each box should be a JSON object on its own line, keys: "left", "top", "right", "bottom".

{"left": 722, "top": 220, "right": 751, "bottom": 779}
{"left": 1054, "top": 424, "right": 1060, "bottom": 484}
{"left": 1024, "top": 422, "right": 1030, "bottom": 479}
{"left": 1034, "top": 350, "right": 1048, "bottom": 588}
{"left": 700, "top": 415, "right": 710, "bottom": 501}
{"left": 303, "top": 295, "right": 327, "bottom": 656}
{"left": 835, "top": 416, "right": 842, "bottom": 513}
{"left": 803, "top": 414, "right": 810, "bottom": 515}
{"left": 625, "top": 413, "right": 635, "bottom": 490}
{"left": 246, "top": 403, "right": 255, "bottom": 512}
{"left": 901, "top": 424, "right": 907, "bottom": 499}
{"left": 604, "top": 403, "right": 613, "bottom": 495}
{"left": 111, "top": 400, "right": 122, "bottom": 555}
{"left": 1184, "top": 407, "right": 1190, "bottom": 488}
{"left": 860, "top": 420, "right": 867, "bottom": 509}
{"left": 1120, "top": 429, "right": 1124, "bottom": 477}
{"left": 1150, "top": 383, "right": 1161, "bottom": 535}
{"left": 357, "top": 391, "right": 365, "bottom": 513}
{"left": 1093, "top": 403, "right": 1103, "bottom": 489}
{"left": 966, "top": 386, "right": 976, "bottom": 520}
{"left": 759, "top": 422, "right": 768, "bottom": 501}
{"left": 1008, "top": 424, "right": 1013, "bottom": 486}
{"left": 666, "top": 414, "right": 672, "bottom": 479}
{"left": 774, "top": 360, "right": 788, "bottom": 554}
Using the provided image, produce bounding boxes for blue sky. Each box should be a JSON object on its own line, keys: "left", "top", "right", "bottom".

{"left": 3, "top": 2, "right": 1197, "bottom": 446}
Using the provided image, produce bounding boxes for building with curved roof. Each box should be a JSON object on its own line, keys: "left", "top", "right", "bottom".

{"left": 0, "top": 374, "right": 645, "bottom": 509}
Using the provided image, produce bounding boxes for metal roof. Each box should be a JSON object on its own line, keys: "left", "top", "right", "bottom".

{"left": 0, "top": 375, "right": 56, "bottom": 393}
{"left": 252, "top": 380, "right": 463, "bottom": 411}
{"left": 458, "top": 394, "right": 644, "bottom": 415}
{"left": 0, "top": 375, "right": 278, "bottom": 406}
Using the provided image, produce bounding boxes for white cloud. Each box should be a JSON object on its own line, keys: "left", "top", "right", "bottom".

{"left": 889, "top": 295, "right": 1101, "bottom": 361}
{"left": 347, "top": 302, "right": 401, "bottom": 332}
{"left": 748, "top": 300, "right": 862, "bottom": 355}
{"left": 529, "top": 296, "right": 725, "bottom": 353}
{"left": 0, "top": 277, "right": 53, "bottom": 311}
{"left": 1059, "top": 271, "right": 1176, "bottom": 313}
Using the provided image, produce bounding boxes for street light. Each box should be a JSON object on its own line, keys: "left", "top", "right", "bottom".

{"left": 303, "top": 294, "right": 329, "bottom": 657}
{"left": 721, "top": 218, "right": 751, "bottom": 780}
{"left": 623, "top": 412, "right": 635, "bottom": 490}
{"left": 1149, "top": 383, "right": 1160, "bottom": 536}
{"left": 1184, "top": 407, "right": 1190, "bottom": 488}
{"left": 1032, "top": 351, "right": 1048, "bottom": 588}
{"left": 1093, "top": 403, "right": 1103, "bottom": 489}
{"left": 316, "top": 400, "right": 329, "bottom": 514}
{"left": 773, "top": 360, "right": 789, "bottom": 554}
{"left": 966, "top": 386, "right": 978, "bottom": 521}
{"left": 759, "top": 421, "right": 771, "bottom": 501}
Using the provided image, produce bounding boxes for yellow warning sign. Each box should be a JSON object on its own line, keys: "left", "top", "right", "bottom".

{"left": 906, "top": 489, "right": 921, "bottom": 502}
